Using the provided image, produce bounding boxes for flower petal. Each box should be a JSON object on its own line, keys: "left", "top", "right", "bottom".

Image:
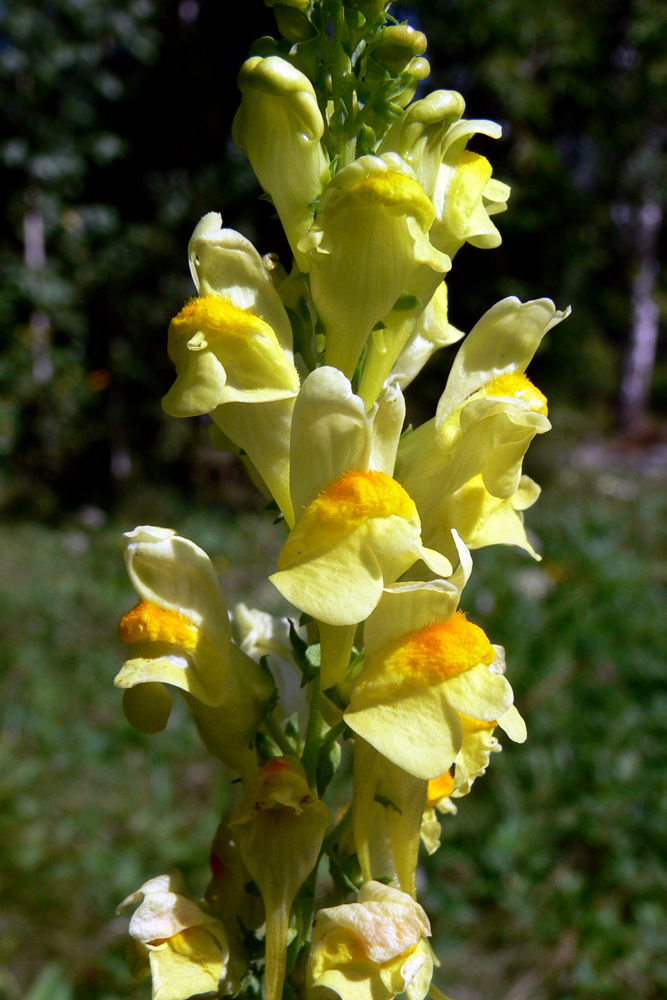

{"left": 345, "top": 685, "right": 463, "bottom": 780}
{"left": 442, "top": 661, "right": 513, "bottom": 720}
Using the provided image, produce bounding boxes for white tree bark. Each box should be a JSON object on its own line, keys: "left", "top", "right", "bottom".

{"left": 619, "top": 196, "right": 662, "bottom": 431}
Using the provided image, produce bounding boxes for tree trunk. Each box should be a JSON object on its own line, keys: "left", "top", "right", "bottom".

{"left": 618, "top": 194, "right": 662, "bottom": 431}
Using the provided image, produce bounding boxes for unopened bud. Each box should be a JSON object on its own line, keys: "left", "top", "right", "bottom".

{"left": 375, "top": 25, "right": 427, "bottom": 75}
{"left": 394, "top": 56, "right": 431, "bottom": 108}
{"left": 230, "top": 757, "right": 330, "bottom": 1000}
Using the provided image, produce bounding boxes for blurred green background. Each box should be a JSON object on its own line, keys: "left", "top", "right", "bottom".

{"left": 1, "top": 1, "right": 666, "bottom": 998}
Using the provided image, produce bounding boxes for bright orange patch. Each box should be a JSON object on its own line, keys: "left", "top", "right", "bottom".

{"left": 278, "top": 469, "right": 417, "bottom": 568}
{"left": 119, "top": 599, "right": 197, "bottom": 652}
{"left": 313, "top": 469, "right": 416, "bottom": 528}
{"left": 484, "top": 372, "right": 548, "bottom": 416}
{"left": 382, "top": 611, "right": 495, "bottom": 685}
{"left": 427, "top": 771, "right": 455, "bottom": 805}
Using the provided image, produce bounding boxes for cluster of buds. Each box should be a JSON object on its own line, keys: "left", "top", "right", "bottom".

{"left": 115, "top": 2, "right": 568, "bottom": 999}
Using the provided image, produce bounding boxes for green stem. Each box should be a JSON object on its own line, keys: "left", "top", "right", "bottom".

{"left": 329, "top": 0, "right": 346, "bottom": 140}
{"left": 321, "top": 719, "right": 346, "bottom": 752}
{"left": 289, "top": 856, "right": 320, "bottom": 968}
{"left": 429, "top": 986, "right": 456, "bottom": 1000}
{"left": 325, "top": 842, "right": 358, "bottom": 894}
{"left": 322, "top": 799, "right": 353, "bottom": 852}
{"left": 263, "top": 711, "right": 295, "bottom": 756}
{"left": 301, "top": 667, "right": 323, "bottom": 789}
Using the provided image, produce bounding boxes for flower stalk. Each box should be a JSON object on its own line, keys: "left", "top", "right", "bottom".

{"left": 113, "top": 2, "right": 567, "bottom": 999}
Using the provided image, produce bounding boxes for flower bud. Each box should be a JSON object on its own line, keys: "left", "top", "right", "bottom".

{"left": 298, "top": 153, "right": 449, "bottom": 381}
{"left": 343, "top": 0, "right": 391, "bottom": 16}
{"left": 272, "top": 4, "right": 316, "bottom": 42}
{"left": 230, "top": 757, "right": 331, "bottom": 1000}
{"left": 373, "top": 25, "right": 427, "bottom": 75}
{"left": 233, "top": 56, "right": 329, "bottom": 270}
{"left": 392, "top": 57, "right": 431, "bottom": 108}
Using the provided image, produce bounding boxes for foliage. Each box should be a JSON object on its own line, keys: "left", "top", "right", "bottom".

{"left": 0, "top": 0, "right": 275, "bottom": 513}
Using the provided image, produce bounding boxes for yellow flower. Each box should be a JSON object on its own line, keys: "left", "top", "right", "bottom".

{"left": 308, "top": 881, "right": 433, "bottom": 1000}
{"left": 271, "top": 468, "right": 449, "bottom": 626}
{"left": 298, "top": 153, "right": 449, "bottom": 381}
{"left": 344, "top": 580, "right": 515, "bottom": 779}
{"left": 115, "top": 526, "right": 274, "bottom": 778}
{"left": 395, "top": 297, "right": 570, "bottom": 562}
{"left": 379, "top": 89, "right": 510, "bottom": 259}
{"left": 230, "top": 756, "right": 331, "bottom": 1000}
{"left": 163, "top": 214, "right": 298, "bottom": 417}
{"left": 162, "top": 213, "right": 300, "bottom": 523}
{"left": 117, "top": 871, "right": 231, "bottom": 1000}
{"left": 232, "top": 56, "right": 329, "bottom": 269}
{"left": 270, "top": 368, "right": 450, "bottom": 629}
{"left": 422, "top": 473, "right": 543, "bottom": 562}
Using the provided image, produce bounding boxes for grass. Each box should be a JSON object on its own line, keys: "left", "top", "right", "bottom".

{"left": 1, "top": 437, "right": 666, "bottom": 1000}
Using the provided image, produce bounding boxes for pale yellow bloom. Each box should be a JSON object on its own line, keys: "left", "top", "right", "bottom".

{"left": 288, "top": 367, "right": 407, "bottom": 518}
{"left": 230, "top": 756, "right": 330, "bottom": 1000}
{"left": 420, "top": 705, "right": 526, "bottom": 853}
{"left": 271, "top": 468, "right": 450, "bottom": 626}
{"left": 117, "top": 871, "right": 231, "bottom": 1000}
{"left": 308, "top": 881, "right": 433, "bottom": 1000}
{"left": 162, "top": 213, "right": 300, "bottom": 523}
{"left": 344, "top": 579, "right": 516, "bottom": 779}
{"left": 232, "top": 56, "right": 329, "bottom": 269}
{"left": 379, "top": 89, "right": 510, "bottom": 259}
{"left": 270, "top": 368, "right": 450, "bottom": 628}
{"left": 115, "top": 526, "right": 274, "bottom": 778}
{"left": 423, "top": 473, "right": 543, "bottom": 562}
{"left": 396, "top": 297, "right": 570, "bottom": 561}
{"left": 163, "top": 213, "right": 298, "bottom": 416}
{"left": 298, "top": 153, "right": 449, "bottom": 381}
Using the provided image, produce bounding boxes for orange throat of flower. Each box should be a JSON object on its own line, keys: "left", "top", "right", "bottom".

{"left": 278, "top": 469, "right": 418, "bottom": 567}
{"left": 118, "top": 599, "right": 198, "bottom": 653}
{"left": 377, "top": 611, "right": 495, "bottom": 688}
